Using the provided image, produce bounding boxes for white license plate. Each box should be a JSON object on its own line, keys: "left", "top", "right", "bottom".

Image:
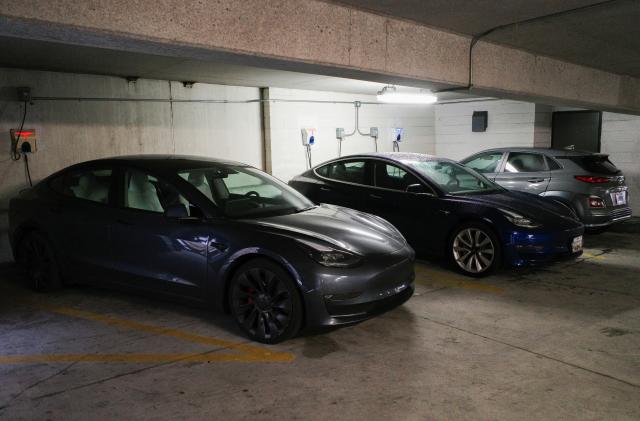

{"left": 610, "top": 191, "right": 627, "bottom": 206}
{"left": 572, "top": 236, "right": 583, "bottom": 253}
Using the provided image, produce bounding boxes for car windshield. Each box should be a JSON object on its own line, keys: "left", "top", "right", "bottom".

{"left": 178, "top": 165, "right": 314, "bottom": 218}
{"left": 402, "top": 159, "right": 503, "bottom": 195}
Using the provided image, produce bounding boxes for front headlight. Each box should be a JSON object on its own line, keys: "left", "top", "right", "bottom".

{"left": 296, "top": 238, "right": 362, "bottom": 268}
{"left": 499, "top": 209, "right": 541, "bottom": 229}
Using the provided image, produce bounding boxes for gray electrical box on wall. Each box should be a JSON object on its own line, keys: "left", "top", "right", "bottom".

{"left": 472, "top": 111, "right": 488, "bottom": 132}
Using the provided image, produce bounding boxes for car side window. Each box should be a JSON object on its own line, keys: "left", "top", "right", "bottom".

{"left": 320, "top": 160, "right": 370, "bottom": 185}
{"left": 546, "top": 156, "right": 562, "bottom": 170}
{"left": 462, "top": 152, "right": 503, "bottom": 174}
{"left": 125, "top": 169, "right": 201, "bottom": 217}
{"left": 50, "top": 168, "right": 113, "bottom": 204}
{"left": 375, "top": 162, "right": 421, "bottom": 191}
{"left": 504, "top": 152, "right": 547, "bottom": 173}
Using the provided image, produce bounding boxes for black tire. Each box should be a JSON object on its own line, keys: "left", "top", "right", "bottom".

{"left": 18, "top": 231, "right": 62, "bottom": 291}
{"left": 229, "top": 258, "right": 303, "bottom": 344}
{"left": 449, "top": 222, "right": 501, "bottom": 277}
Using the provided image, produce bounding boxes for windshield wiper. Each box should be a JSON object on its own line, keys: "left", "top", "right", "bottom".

{"left": 294, "top": 205, "right": 318, "bottom": 213}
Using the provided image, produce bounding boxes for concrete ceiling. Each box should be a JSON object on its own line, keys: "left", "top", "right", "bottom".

{"left": 331, "top": 0, "right": 640, "bottom": 77}
{"left": 0, "top": 36, "right": 473, "bottom": 100}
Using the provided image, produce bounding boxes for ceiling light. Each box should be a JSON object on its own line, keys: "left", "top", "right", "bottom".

{"left": 376, "top": 86, "right": 437, "bottom": 104}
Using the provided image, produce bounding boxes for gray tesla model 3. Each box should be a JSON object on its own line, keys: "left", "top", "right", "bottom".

{"left": 8, "top": 156, "right": 415, "bottom": 343}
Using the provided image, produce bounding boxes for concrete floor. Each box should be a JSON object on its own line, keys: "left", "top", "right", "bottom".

{"left": 1, "top": 220, "right": 639, "bottom": 421}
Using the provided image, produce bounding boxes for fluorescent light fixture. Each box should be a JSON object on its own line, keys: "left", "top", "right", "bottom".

{"left": 376, "top": 86, "right": 437, "bottom": 104}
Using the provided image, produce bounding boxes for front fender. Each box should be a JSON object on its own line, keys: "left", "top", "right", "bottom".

{"left": 210, "top": 246, "right": 310, "bottom": 312}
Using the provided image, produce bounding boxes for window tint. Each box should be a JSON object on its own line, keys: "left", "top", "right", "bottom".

{"left": 462, "top": 152, "right": 503, "bottom": 173}
{"left": 546, "top": 156, "right": 562, "bottom": 171}
{"left": 559, "top": 156, "right": 620, "bottom": 175}
{"left": 315, "top": 165, "right": 328, "bottom": 177}
{"left": 321, "top": 160, "right": 369, "bottom": 185}
{"left": 50, "top": 168, "right": 112, "bottom": 204}
{"left": 178, "top": 166, "right": 313, "bottom": 219}
{"left": 504, "top": 152, "right": 547, "bottom": 173}
{"left": 125, "top": 169, "right": 200, "bottom": 216}
{"left": 403, "top": 160, "right": 502, "bottom": 195}
{"left": 375, "top": 162, "right": 421, "bottom": 191}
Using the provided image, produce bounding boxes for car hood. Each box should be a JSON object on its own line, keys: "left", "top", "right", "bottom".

{"left": 452, "top": 191, "right": 581, "bottom": 227}
{"left": 244, "top": 204, "right": 409, "bottom": 256}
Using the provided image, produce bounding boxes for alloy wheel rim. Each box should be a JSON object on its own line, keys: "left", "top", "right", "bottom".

{"left": 453, "top": 228, "right": 495, "bottom": 274}
{"left": 231, "top": 268, "right": 292, "bottom": 340}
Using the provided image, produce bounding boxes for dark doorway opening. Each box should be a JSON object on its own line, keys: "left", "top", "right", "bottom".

{"left": 551, "top": 110, "right": 602, "bottom": 152}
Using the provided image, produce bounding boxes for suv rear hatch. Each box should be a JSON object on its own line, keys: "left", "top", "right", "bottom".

{"left": 561, "top": 154, "right": 628, "bottom": 207}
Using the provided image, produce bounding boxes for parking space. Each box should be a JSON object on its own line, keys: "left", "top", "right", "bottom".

{"left": 2, "top": 220, "right": 638, "bottom": 420}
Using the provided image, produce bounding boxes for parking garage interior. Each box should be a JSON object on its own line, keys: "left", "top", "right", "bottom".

{"left": 1, "top": 1, "right": 639, "bottom": 420}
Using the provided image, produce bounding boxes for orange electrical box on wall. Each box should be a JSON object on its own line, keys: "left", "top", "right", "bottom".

{"left": 10, "top": 128, "right": 37, "bottom": 153}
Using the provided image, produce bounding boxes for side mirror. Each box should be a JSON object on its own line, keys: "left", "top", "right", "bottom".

{"left": 165, "top": 203, "right": 189, "bottom": 218}
{"left": 406, "top": 183, "right": 429, "bottom": 194}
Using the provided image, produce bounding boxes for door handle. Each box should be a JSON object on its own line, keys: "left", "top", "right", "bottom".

{"left": 320, "top": 186, "right": 331, "bottom": 192}
{"left": 209, "top": 241, "right": 228, "bottom": 252}
{"left": 369, "top": 194, "right": 383, "bottom": 199}
{"left": 527, "top": 178, "right": 546, "bottom": 183}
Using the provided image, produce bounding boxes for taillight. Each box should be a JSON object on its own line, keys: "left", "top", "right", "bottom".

{"left": 588, "top": 196, "right": 606, "bottom": 208}
{"left": 575, "top": 175, "right": 611, "bottom": 183}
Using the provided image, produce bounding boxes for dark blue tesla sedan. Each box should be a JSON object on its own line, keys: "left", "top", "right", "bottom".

{"left": 289, "top": 152, "right": 584, "bottom": 276}
{"left": 8, "top": 156, "right": 415, "bottom": 343}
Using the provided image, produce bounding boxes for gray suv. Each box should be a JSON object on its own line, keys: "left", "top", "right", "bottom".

{"left": 460, "top": 148, "right": 632, "bottom": 229}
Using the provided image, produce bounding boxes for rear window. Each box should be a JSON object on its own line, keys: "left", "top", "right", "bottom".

{"left": 50, "top": 168, "right": 113, "bottom": 204}
{"left": 559, "top": 156, "right": 620, "bottom": 175}
{"left": 316, "top": 160, "right": 370, "bottom": 185}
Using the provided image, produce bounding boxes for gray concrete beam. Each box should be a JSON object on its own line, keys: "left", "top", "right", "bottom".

{"left": 0, "top": 0, "right": 639, "bottom": 114}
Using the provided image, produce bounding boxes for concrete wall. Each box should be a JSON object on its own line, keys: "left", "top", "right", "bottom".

{"left": 0, "top": 68, "right": 263, "bottom": 207}
{"left": 434, "top": 100, "right": 538, "bottom": 160}
{"left": 601, "top": 112, "right": 640, "bottom": 212}
{"left": 268, "top": 88, "right": 435, "bottom": 182}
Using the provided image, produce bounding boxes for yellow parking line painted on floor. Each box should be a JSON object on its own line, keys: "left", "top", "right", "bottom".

{"left": 414, "top": 265, "right": 504, "bottom": 294}
{"left": 0, "top": 294, "right": 295, "bottom": 364}
{"left": 581, "top": 252, "right": 607, "bottom": 260}
{"left": 0, "top": 352, "right": 288, "bottom": 364}
{"left": 34, "top": 302, "right": 294, "bottom": 362}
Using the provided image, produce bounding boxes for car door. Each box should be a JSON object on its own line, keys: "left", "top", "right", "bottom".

{"left": 367, "top": 160, "right": 448, "bottom": 253}
{"left": 494, "top": 151, "right": 551, "bottom": 195}
{"left": 47, "top": 165, "right": 117, "bottom": 282}
{"left": 109, "top": 167, "right": 211, "bottom": 298}
{"left": 460, "top": 151, "right": 505, "bottom": 181}
{"left": 312, "top": 159, "right": 373, "bottom": 212}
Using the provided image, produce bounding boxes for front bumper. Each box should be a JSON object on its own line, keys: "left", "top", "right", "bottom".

{"left": 502, "top": 225, "right": 584, "bottom": 267}
{"left": 301, "top": 248, "right": 415, "bottom": 328}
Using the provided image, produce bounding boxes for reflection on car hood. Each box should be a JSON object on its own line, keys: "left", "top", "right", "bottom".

{"left": 246, "top": 204, "right": 408, "bottom": 255}
{"left": 454, "top": 191, "right": 581, "bottom": 226}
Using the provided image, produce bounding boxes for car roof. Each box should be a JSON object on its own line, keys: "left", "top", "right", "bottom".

{"left": 333, "top": 152, "right": 454, "bottom": 165}
{"left": 71, "top": 155, "right": 248, "bottom": 171}
{"left": 464, "top": 147, "right": 603, "bottom": 158}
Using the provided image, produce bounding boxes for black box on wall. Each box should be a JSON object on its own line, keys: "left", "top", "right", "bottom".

{"left": 472, "top": 111, "right": 488, "bottom": 132}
